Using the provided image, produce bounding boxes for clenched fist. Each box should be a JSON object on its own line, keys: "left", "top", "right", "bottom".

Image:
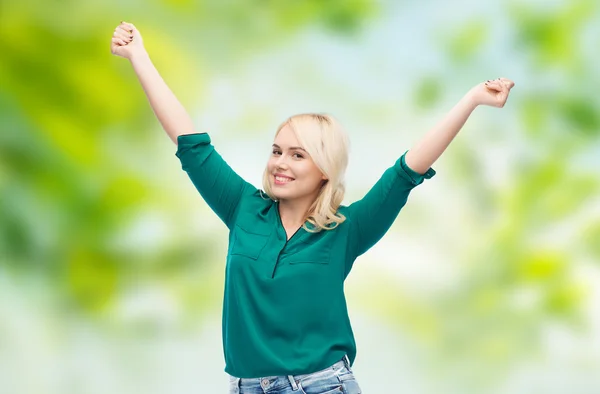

{"left": 468, "top": 78, "right": 515, "bottom": 108}
{"left": 111, "top": 21, "right": 145, "bottom": 59}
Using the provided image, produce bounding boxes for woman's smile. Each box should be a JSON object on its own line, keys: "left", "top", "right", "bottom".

{"left": 274, "top": 173, "right": 295, "bottom": 185}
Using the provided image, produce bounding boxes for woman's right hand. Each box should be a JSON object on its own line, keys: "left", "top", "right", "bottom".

{"left": 111, "top": 21, "right": 145, "bottom": 60}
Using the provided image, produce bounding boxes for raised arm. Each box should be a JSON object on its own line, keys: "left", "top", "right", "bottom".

{"left": 111, "top": 22, "right": 256, "bottom": 228}
{"left": 111, "top": 21, "right": 194, "bottom": 144}
{"left": 347, "top": 78, "right": 514, "bottom": 258}
{"left": 405, "top": 78, "right": 515, "bottom": 174}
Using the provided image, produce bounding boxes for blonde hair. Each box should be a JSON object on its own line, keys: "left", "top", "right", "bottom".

{"left": 262, "top": 113, "right": 350, "bottom": 232}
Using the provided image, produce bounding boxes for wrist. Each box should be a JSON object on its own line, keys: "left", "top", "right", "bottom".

{"left": 462, "top": 88, "right": 480, "bottom": 110}
{"left": 128, "top": 48, "right": 149, "bottom": 64}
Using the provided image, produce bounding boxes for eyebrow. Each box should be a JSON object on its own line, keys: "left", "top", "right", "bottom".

{"left": 272, "top": 144, "right": 306, "bottom": 152}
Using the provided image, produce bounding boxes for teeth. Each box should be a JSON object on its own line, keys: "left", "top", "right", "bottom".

{"left": 275, "top": 176, "right": 292, "bottom": 183}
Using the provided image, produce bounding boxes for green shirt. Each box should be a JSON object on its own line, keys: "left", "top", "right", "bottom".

{"left": 176, "top": 133, "right": 435, "bottom": 378}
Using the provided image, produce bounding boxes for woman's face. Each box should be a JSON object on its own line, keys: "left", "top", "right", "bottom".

{"left": 267, "top": 124, "right": 327, "bottom": 204}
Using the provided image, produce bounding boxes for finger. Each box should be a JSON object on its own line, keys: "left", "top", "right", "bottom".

{"left": 485, "top": 79, "right": 502, "bottom": 86}
{"left": 120, "top": 21, "right": 136, "bottom": 33}
{"left": 111, "top": 37, "right": 128, "bottom": 46}
{"left": 499, "top": 91, "right": 509, "bottom": 107}
{"left": 501, "top": 78, "right": 515, "bottom": 89}
{"left": 113, "top": 33, "right": 132, "bottom": 44}
{"left": 112, "top": 37, "right": 127, "bottom": 46}
{"left": 116, "top": 26, "right": 132, "bottom": 36}
{"left": 113, "top": 34, "right": 131, "bottom": 44}
{"left": 498, "top": 85, "right": 510, "bottom": 106}
{"left": 115, "top": 28, "right": 133, "bottom": 41}
{"left": 485, "top": 80, "right": 503, "bottom": 92}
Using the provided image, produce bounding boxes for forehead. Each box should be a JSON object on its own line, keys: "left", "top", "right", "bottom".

{"left": 273, "top": 124, "right": 301, "bottom": 147}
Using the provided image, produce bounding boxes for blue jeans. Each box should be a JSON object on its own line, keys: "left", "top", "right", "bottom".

{"left": 228, "top": 355, "right": 362, "bottom": 394}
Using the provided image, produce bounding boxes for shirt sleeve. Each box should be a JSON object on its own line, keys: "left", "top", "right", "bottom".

{"left": 346, "top": 150, "right": 436, "bottom": 257}
{"left": 175, "top": 133, "right": 257, "bottom": 229}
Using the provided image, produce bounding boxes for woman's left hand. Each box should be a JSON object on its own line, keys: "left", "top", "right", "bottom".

{"left": 469, "top": 78, "right": 515, "bottom": 108}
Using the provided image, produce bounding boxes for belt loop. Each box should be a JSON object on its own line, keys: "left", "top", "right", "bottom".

{"left": 287, "top": 375, "right": 299, "bottom": 390}
{"left": 230, "top": 377, "right": 241, "bottom": 393}
{"left": 343, "top": 354, "right": 351, "bottom": 370}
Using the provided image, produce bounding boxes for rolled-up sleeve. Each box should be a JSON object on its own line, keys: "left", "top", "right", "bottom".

{"left": 397, "top": 149, "right": 437, "bottom": 185}
{"left": 176, "top": 133, "right": 256, "bottom": 229}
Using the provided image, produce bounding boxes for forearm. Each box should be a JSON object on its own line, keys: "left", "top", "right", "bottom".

{"left": 129, "top": 51, "right": 196, "bottom": 144}
{"left": 405, "top": 93, "right": 478, "bottom": 174}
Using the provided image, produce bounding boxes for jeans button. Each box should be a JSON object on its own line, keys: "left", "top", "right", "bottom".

{"left": 261, "top": 379, "right": 269, "bottom": 387}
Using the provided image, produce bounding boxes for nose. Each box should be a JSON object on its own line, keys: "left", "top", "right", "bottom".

{"left": 275, "top": 154, "right": 289, "bottom": 169}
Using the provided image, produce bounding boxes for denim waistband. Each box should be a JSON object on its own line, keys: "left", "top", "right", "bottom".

{"left": 231, "top": 355, "right": 351, "bottom": 392}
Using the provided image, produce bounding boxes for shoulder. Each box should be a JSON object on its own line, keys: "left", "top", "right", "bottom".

{"left": 245, "top": 189, "right": 275, "bottom": 208}
{"left": 233, "top": 189, "right": 276, "bottom": 226}
{"left": 336, "top": 204, "right": 354, "bottom": 223}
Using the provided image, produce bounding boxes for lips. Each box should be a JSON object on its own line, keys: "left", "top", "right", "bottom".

{"left": 273, "top": 174, "right": 294, "bottom": 185}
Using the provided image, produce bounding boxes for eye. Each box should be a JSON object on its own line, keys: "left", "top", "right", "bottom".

{"left": 292, "top": 152, "right": 304, "bottom": 159}
{"left": 272, "top": 149, "right": 282, "bottom": 156}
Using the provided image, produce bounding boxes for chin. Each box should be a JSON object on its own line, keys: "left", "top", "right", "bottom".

{"left": 271, "top": 189, "right": 290, "bottom": 201}
{"left": 270, "top": 185, "right": 298, "bottom": 201}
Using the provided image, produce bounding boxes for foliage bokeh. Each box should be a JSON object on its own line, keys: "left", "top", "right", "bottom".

{"left": 1, "top": 0, "right": 599, "bottom": 393}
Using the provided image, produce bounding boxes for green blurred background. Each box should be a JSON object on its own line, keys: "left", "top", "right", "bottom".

{"left": 1, "top": 0, "right": 599, "bottom": 392}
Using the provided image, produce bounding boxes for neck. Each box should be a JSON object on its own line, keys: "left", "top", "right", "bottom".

{"left": 278, "top": 197, "right": 315, "bottom": 228}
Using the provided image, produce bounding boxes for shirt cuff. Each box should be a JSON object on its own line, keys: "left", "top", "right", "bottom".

{"left": 175, "top": 133, "right": 211, "bottom": 157}
{"left": 396, "top": 150, "right": 436, "bottom": 186}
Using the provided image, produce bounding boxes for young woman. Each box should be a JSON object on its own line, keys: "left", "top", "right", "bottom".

{"left": 111, "top": 21, "right": 514, "bottom": 394}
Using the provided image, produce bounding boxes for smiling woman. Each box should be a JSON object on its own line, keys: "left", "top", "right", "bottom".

{"left": 111, "top": 20, "right": 513, "bottom": 394}
{"left": 262, "top": 114, "right": 350, "bottom": 236}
